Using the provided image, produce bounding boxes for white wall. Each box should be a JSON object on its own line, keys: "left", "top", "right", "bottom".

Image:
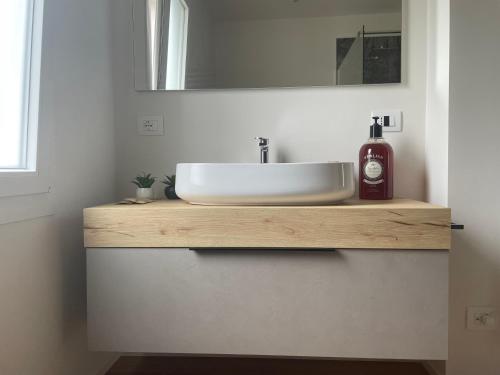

{"left": 0, "top": 0, "right": 117, "bottom": 374}
{"left": 214, "top": 13, "right": 401, "bottom": 88}
{"left": 425, "top": 0, "right": 449, "bottom": 206}
{"left": 448, "top": 0, "right": 500, "bottom": 374}
{"left": 112, "top": 0, "right": 428, "bottom": 202}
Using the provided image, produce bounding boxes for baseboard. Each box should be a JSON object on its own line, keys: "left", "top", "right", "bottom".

{"left": 95, "top": 355, "right": 120, "bottom": 375}
{"left": 106, "top": 356, "right": 433, "bottom": 375}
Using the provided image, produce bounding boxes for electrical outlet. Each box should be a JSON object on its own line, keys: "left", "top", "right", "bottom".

{"left": 467, "top": 307, "right": 497, "bottom": 331}
{"left": 371, "top": 110, "right": 402, "bottom": 132}
{"left": 138, "top": 115, "right": 164, "bottom": 136}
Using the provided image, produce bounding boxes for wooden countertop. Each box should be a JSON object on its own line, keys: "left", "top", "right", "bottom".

{"left": 84, "top": 199, "right": 451, "bottom": 250}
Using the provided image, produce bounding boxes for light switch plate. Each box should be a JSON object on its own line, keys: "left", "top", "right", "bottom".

{"left": 371, "top": 110, "right": 402, "bottom": 132}
{"left": 467, "top": 306, "right": 497, "bottom": 331}
{"left": 137, "top": 115, "right": 164, "bottom": 136}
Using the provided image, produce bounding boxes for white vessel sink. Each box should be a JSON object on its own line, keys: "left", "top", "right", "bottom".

{"left": 176, "top": 162, "right": 355, "bottom": 205}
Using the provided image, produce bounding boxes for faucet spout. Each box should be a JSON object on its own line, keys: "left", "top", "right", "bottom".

{"left": 255, "top": 137, "right": 270, "bottom": 164}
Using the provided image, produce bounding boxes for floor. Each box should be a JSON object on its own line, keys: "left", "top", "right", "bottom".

{"left": 106, "top": 357, "right": 431, "bottom": 375}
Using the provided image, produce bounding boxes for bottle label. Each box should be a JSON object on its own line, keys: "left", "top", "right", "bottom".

{"left": 363, "top": 160, "right": 384, "bottom": 184}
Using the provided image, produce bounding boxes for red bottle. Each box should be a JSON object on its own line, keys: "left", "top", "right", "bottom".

{"left": 359, "top": 117, "right": 394, "bottom": 200}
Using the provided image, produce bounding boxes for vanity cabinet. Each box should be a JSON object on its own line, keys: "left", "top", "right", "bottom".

{"left": 87, "top": 249, "right": 448, "bottom": 360}
{"left": 84, "top": 200, "right": 450, "bottom": 360}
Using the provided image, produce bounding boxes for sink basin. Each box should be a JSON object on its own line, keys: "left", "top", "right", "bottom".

{"left": 176, "top": 162, "right": 355, "bottom": 205}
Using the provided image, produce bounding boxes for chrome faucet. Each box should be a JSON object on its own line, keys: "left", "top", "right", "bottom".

{"left": 255, "top": 137, "right": 270, "bottom": 164}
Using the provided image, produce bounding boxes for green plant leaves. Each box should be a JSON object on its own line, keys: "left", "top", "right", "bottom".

{"left": 131, "top": 172, "right": 156, "bottom": 188}
{"left": 161, "top": 174, "right": 176, "bottom": 188}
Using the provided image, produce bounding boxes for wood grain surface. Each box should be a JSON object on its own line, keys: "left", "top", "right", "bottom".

{"left": 84, "top": 199, "right": 451, "bottom": 250}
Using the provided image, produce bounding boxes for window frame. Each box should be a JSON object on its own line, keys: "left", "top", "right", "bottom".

{"left": 165, "top": 0, "right": 189, "bottom": 90}
{"left": 0, "top": 0, "right": 52, "bottom": 223}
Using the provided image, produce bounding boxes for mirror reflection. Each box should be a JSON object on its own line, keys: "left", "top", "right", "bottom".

{"left": 133, "top": 0, "right": 403, "bottom": 91}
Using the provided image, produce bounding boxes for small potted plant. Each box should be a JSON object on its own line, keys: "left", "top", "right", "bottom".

{"left": 132, "top": 172, "right": 156, "bottom": 200}
{"left": 162, "top": 174, "right": 179, "bottom": 200}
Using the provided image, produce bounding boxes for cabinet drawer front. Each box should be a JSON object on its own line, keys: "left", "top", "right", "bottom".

{"left": 87, "top": 249, "right": 448, "bottom": 360}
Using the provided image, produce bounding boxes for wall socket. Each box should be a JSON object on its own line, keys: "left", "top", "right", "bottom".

{"left": 137, "top": 115, "right": 164, "bottom": 136}
{"left": 467, "top": 307, "right": 498, "bottom": 331}
{"left": 371, "top": 110, "right": 402, "bottom": 132}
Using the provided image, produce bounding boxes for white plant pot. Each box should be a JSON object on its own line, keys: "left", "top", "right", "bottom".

{"left": 136, "top": 188, "right": 154, "bottom": 200}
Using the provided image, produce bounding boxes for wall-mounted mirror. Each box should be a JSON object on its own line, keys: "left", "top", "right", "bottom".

{"left": 133, "top": 0, "right": 403, "bottom": 91}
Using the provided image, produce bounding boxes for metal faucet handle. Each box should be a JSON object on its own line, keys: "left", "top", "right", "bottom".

{"left": 254, "top": 137, "right": 270, "bottom": 164}
{"left": 254, "top": 137, "right": 270, "bottom": 147}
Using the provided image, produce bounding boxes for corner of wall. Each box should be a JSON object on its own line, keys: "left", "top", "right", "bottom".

{"left": 424, "top": 0, "right": 450, "bottom": 206}
{"left": 423, "top": 360, "right": 446, "bottom": 375}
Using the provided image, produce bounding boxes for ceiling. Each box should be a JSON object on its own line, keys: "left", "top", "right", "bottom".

{"left": 208, "top": 0, "right": 402, "bottom": 21}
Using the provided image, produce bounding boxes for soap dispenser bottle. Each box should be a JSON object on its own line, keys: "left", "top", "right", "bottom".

{"left": 359, "top": 117, "right": 394, "bottom": 200}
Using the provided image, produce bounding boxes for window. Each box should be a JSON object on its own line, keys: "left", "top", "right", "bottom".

{"left": 142, "top": 0, "right": 189, "bottom": 90}
{"left": 0, "top": 0, "right": 41, "bottom": 171}
{"left": 0, "top": 0, "right": 51, "bottom": 223}
{"left": 165, "top": 0, "right": 189, "bottom": 90}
